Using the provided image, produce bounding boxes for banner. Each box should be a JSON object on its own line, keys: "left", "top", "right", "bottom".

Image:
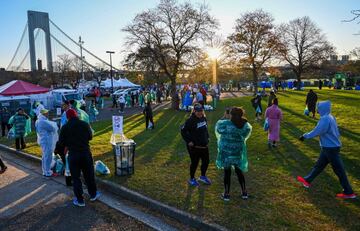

{"left": 112, "top": 116, "right": 123, "bottom": 134}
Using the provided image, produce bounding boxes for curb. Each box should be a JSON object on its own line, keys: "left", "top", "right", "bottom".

{"left": 0, "top": 143, "right": 227, "bottom": 231}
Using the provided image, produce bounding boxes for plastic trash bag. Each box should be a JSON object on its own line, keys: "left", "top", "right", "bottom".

{"left": 55, "top": 158, "right": 64, "bottom": 174}
{"left": 95, "top": 160, "right": 110, "bottom": 175}
{"left": 148, "top": 121, "right": 153, "bottom": 129}
{"left": 263, "top": 118, "right": 269, "bottom": 131}
{"left": 7, "top": 127, "right": 15, "bottom": 139}
{"left": 304, "top": 107, "right": 309, "bottom": 116}
{"left": 64, "top": 154, "right": 71, "bottom": 176}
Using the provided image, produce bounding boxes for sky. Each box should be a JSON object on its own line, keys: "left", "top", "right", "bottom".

{"left": 0, "top": 0, "right": 359, "bottom": 70}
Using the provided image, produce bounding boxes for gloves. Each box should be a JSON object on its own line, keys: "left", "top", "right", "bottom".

{"left": 299, "top": 136, "right": 305, "bottom": 141}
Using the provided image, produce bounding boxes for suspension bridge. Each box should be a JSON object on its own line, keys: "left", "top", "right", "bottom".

{"left": 6, "top": 10, "right": 120, "bottom": 73}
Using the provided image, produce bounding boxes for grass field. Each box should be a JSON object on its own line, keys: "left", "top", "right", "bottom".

{"left": 2, "top": 89, "right": 360, "bottom": 230}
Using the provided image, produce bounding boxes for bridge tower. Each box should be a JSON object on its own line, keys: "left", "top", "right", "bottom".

{"left": 27, "top": 10, "right": 53, "bottom": 72}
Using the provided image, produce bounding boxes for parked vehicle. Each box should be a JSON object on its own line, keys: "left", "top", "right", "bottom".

{"left": 51, "top": 89, "right": 85, "bottom": 108}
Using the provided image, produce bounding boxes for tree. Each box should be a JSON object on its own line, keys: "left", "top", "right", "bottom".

{"left": 278, "top": 16, "right": 334, "bottom": 89}
{"left": 226, "top": 10, "right": 279, "bottom": 93}
{"left": 123, "top": 0, "right": 218, "bottom": 108}
{"left": 54, "top": 54, "right": 74, "bottom": 86}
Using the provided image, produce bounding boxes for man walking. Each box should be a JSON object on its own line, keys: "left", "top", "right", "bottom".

{"left": 297, "top": 101, "right": 356, "bottom": 199}
{"left": 59, "top": 109, "right": 100, "bottom": 207}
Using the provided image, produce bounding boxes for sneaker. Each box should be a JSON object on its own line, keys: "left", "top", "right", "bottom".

{"left": 198, "top": 176, "right": 212, "bottom": 185}
{"left": 221, "top": 193, "right": 230, "bottom": 201}
{"left": 188, "top": 178, "right": 199, "bottom": 187}
{"left": 0, "top": 166, "right": 7, "bottom": 174}
{"left": 90, "top": 191, "right": 101, "bottom": 202}
{"left": 45, "top": 172, "right": 59, "bottom": 177}
{"left": 242, "top": 192, "right": 249, "bottom": 200}
{"left": 73, "top": 198, "right": 85, "bottom": 207}
{"left": 297, "top": 176, "right": 311, "bottom": 188}
{"left": 336, "top": 193, "right": 357, "bottom": 199}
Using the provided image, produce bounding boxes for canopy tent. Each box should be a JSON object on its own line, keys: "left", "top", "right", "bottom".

{"left": 0, "top": 80, "right": 52, "bottom": 109}
{"left": 0, "top": 80, "right": 49, "bottom": 96}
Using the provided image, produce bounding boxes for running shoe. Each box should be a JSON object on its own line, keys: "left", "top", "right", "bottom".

{"left": 73, "top": 198, "right": 85, "bottom": 207}
{"left": 297, "top": 176, "right": 311, "bottom": 188}
{"left": 90, "top": 191, "right": 101, "bottom": 202}
{"left": 221, "top": 193, "right": 230, "bottom": 201}
{"left": 336, "top": 193, "right": 357, "bottom": 199}
{"left": 198, "top": 176, "right": 212, "bottom": 185}
{"left": 188, "top": 178, "right": 199, "bottom": 187}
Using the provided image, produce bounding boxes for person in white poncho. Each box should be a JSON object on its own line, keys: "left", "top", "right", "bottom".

{"left": 35, "top": 109, "right": 59, "bottom": 177}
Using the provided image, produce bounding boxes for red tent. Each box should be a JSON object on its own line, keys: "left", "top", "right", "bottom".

{"left": 0, "top": 80, "right": 49, "bottom": 96}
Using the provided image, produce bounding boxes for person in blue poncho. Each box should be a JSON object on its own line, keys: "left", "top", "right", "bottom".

{"left": 215, "top": 107, "right": 252, "bottom": 201}
{"left": 297, "top": 101, "right": 356, "bottom": 199}
{"left": 183, "top": 90, "right": 192, "bottom": 111}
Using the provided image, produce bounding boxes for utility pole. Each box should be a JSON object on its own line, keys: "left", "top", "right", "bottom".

{"left": 106, "top": 51, "right": 115, "bottom": 93}
{"left": 79, "top": 36, "right": 84, "bottom": 81}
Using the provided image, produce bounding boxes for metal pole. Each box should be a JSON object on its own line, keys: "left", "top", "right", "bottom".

{"left": 106, "top": 51, "right": 115, "bottom": 93}
{"left": 79, "top": 36, "right": 84, "bottom": 80}
{"left": 212, "top": 58, "right": 217, "bottom": 86}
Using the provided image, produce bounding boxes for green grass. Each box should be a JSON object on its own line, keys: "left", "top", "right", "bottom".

{"left": 2, "top": 89, "right": 360, "bottom": 230}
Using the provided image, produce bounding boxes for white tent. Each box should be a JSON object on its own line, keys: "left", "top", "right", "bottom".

{"left": 103, "top": 78, "right": 140, "bottom": 88}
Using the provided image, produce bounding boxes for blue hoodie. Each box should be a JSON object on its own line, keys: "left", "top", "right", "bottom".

{"left": 303, "top": 101, "right": 341, "bottom": 147}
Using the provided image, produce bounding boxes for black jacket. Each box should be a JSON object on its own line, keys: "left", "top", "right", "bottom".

{"left": 59, "top": 117, "right": 92, "bottom": 153}
{"left": 0, "top": 111, "right": 11, "bottom": 123}
{"left": 143, "top": 104, "right": 153, "bottom": 118}
{"left": 181, "top": 114, "right": 209, "bottom": 147}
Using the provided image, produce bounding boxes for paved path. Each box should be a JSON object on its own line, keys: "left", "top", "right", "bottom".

{"left": 0, "top": 152, "right": 152, "bottom": 231}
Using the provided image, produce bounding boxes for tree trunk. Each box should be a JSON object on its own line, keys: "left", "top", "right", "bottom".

{"left": 170, "top": 77, "right": 177, "bottom": 110}
{"left": 296, "top": 73, "right": 302, "bottom": 90}
{"left": 252, "top": 68, "right": 258, "bottom": 93}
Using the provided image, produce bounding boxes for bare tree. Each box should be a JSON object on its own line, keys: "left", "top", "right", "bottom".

{"left": 123, "top": 0, "right": 218, "bottom": 108}
{"left": 54, "top": 54, "right": 74, "bottom": 86}
{"left": 226, "top": 9, "right": 279, "bottom": 93}
{"left": 278, "top": 16, "right": 334, "bottom": 89}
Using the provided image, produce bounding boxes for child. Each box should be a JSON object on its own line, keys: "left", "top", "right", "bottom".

{"left": 251, "top": 93, "right": 262, "bottom": 120}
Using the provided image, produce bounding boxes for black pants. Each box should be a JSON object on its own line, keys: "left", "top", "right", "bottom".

{"left": 119, "top": 103, "right": 125, "bottom": 112}
{"left": 112, "top": 100, "right": 118, "bottom": 108}
{"left": 15, "top": 136, "right": 26, "bottom": 150}
{"left": 145, "top": 116, "right": 154, "bottom": 129}
{"left": 68, "top": 151, "right": 97, "bottom": 202}
{"left": 224, "top": 166, "right": 246, "bottom": 195}
{"left": 304, "top": 147, "right": 353, "bottom": 194}
{"left": 0, "top": 155, "right": 6, "bottom": 169}
{"left": 1, "top": 122, "right": 11, "bottom": 137}
{"left": 187, "top": 146, "right": 209, "bottom": 179}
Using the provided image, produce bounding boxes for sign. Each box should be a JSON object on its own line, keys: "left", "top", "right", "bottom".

{"left": 56, "top": 107, "right": 62, "bottom": 116}
{"left": 112, "top": 116, "right": 123, "bottom": 134}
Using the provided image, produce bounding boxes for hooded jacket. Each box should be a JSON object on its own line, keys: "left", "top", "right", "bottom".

{"left": 303, "top": 101, "right": 341, "bottom": 147}
{"left": 181, "top": 113, "right": 209, "bottom": 147}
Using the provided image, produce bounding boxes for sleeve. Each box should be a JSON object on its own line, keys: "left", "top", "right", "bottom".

{"left": 8, "top": 115, "right": 14, "bottom": 125}
{"left": 303, "top": 118, "right": 329, "bottom": 139}
{"left": 87, "top": 123, "right": 93, "bottom": 140}
{"left": 181, "top": 118, "right": 193, "bottom": 144}
{"left": 58, "top": 126, "right": 67, "bottom": 146}
{"left": 242, "top": 123, "right": 252, "bottom": 141}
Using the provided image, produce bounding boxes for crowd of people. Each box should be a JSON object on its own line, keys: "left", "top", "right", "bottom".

{"left": 0, "top": 84, "right": 357, "bottom": 207}
{"left": 180, "top": 88, "right": 356, "bottom": 201}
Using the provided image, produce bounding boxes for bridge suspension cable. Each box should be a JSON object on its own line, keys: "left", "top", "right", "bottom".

{"left": 50, "top": 34, "right": 97, "bottom": 70}
{"left": 16, "top": 29, "right": 41, "bottom": 71}
{"left": 49, "top": 19, "right": 121, "bottom": 71}
{"left": 7, "top": 22, "right": 28, "bottom": 70}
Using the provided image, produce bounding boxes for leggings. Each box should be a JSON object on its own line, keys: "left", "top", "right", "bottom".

{"left": 224, "top": 166, "right": 246, "bottom": 194}
{"left": 188, "top": 146, "right": 209, "bottom": 179}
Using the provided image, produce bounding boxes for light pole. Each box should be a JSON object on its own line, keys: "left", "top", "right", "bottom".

{"left": 207, "top": 47, "right": 221, "bottom": 86}
{"left": 106, "top": 51, "right": 115, "bottom": 93}
{"left": 79, "top": 36, "right": 84, "bottom": 81}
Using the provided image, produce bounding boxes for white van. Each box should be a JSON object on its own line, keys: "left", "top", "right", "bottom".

{"left": 51, "top": 89, "right": 85, "bottom": 108}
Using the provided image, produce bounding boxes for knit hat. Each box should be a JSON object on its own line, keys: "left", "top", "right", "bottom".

{"left": 66, "top": 108, "right": 78, "bottom": 119}
{"left": 193, "top": 103, "right": 203, "bottom": 112}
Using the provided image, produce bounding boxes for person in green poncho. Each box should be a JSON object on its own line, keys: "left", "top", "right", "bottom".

{"left": 88, "top": 100, "right": 99, "bottom": 123}
{"left": 215, "top": 107, "right": 252, "bottom": 201}
{"left": 8, "top": 107, "right": 31, "bottom": 150}
{"left": 70, "top": 100, "right": 90, "bottom": 124}
{"left": 139, "top": 91, "right": 145, "bottom": 107}
{"left": 125, "top": 93, "right": 132, "bottom": 108}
